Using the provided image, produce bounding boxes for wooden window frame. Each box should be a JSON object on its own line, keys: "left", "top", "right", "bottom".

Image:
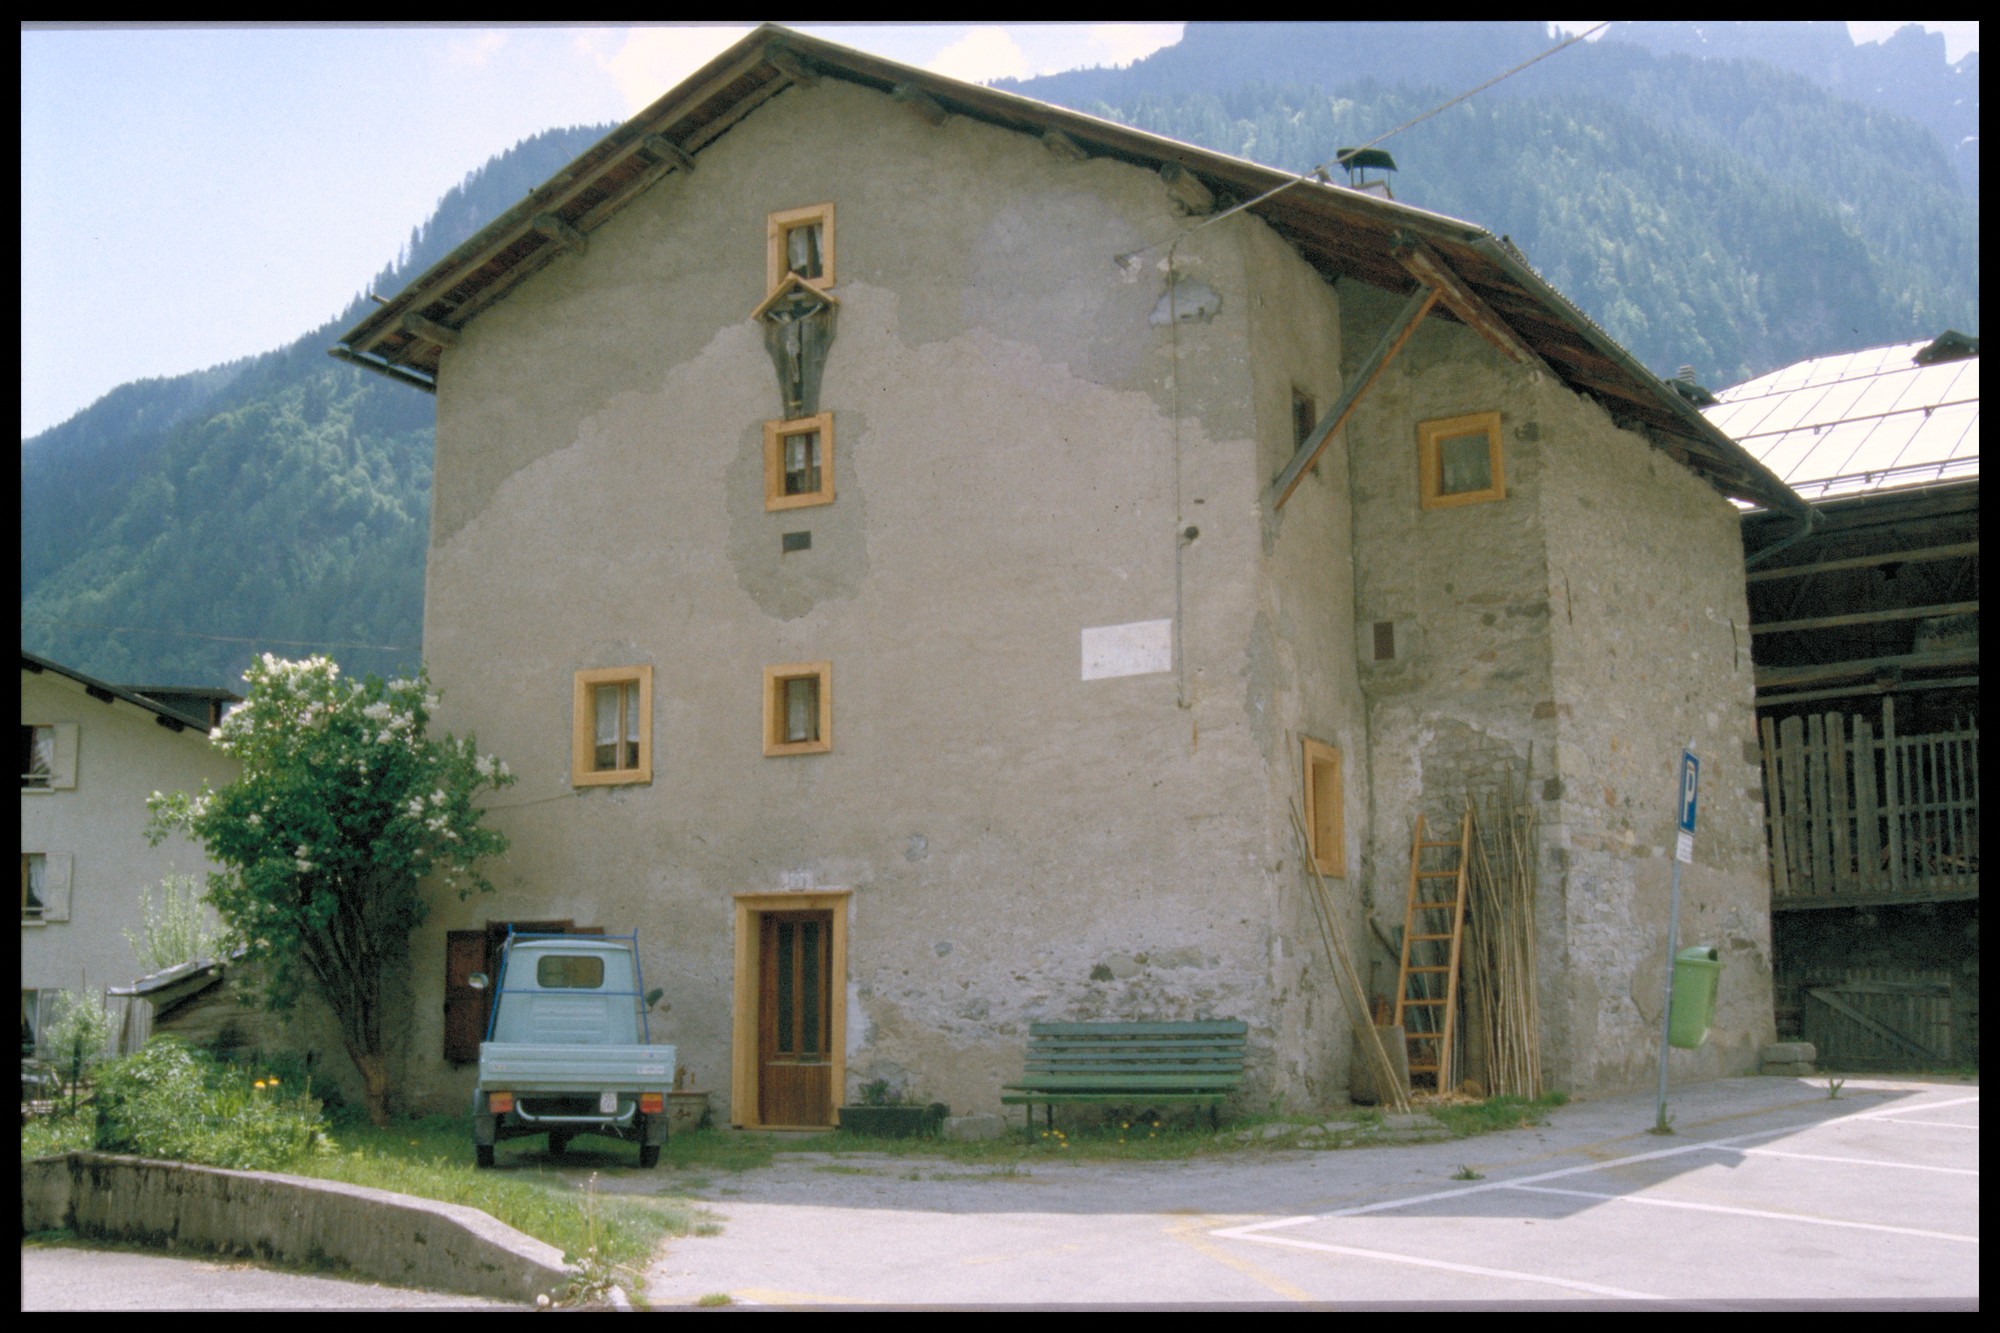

{"left": 571, "top": 666, "right": 653, "bottom": 787}
{"left": 22, "top": 853, "right": 45, "bottom": 923}
{"left": 1302, "top": 737, "right": 1345, "bottom": 878}
{"left": 763, "top": 662, "right": 831, "bottom": 757}
{"left": 766, "top": 203, "right": 835, "bottom": 295}
{"left": 20, "top": 722, "right": 77, "bottom": 792}
{"left": 763, "top": 412, "right": 835, "bottom": 511}
{"left": 1418, "top": 410, "right": 1505, "bottom": 509}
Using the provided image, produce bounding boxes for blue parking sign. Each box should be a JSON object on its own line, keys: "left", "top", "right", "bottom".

{"left": 1677, "top": 750, "right": 1699, "bottom": 834}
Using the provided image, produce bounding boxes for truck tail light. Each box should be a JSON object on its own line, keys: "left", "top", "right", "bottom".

{"left": 489, "top": 1092, "right": 514, "bottom": 1114}
{"left": 639, "top": 1093, "right": 664, "bottom": 1114}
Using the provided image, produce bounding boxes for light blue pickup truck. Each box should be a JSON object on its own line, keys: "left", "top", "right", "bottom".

{"left": 469, "top": 931, "right": 675, "bottom": 1168}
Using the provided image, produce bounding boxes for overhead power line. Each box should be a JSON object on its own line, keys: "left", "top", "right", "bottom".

{"left": 20, "top": 613, "right": 418, "bottom": 653}
{"left": 1118, "top": 21, "right": 1612, "bottom": 264}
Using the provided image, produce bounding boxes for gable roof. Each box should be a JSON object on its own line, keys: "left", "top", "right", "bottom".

{"left": 1703, "top": 337, "right": 1979, "bottom": 503}
{"left": 334, "top": 24, "right": 1803, "bottom": 516}
{"left": 21, "top": 650, "right": 228, "bottom": 737}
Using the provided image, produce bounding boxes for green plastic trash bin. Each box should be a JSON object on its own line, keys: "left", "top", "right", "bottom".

{"left": 1668, "top": 945, "right": 1722, "bottom": 1049}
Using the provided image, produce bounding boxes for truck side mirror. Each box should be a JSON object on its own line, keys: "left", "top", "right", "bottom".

{"left": 468, "top": 972, "right": 489, "bottom": 991}
{"left": 644, "top": 988, "right": 664, "bottom": 1010}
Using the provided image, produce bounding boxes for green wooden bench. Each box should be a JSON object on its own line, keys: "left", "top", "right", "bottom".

{"left": 1001, "top": 1019, "right": 1248, "bottom": 1134}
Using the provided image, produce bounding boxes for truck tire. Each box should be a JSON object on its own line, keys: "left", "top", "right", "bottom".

{"left": 476, "top": 1144, "right": 495, "bottom": 1169}
{"left": 639, "top": 1144, "right": 660, "bottom": 1169}
{"left": 548, "top": 1131, "right": 572, "bottom": 1155}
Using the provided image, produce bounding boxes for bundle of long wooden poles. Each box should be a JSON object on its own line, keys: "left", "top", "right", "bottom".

{"left": 1289, "top": 797, "right": 1411, "bottom": 1115}
{"left": 1462, "top": 760, "right": 1542, "bottom": 1098}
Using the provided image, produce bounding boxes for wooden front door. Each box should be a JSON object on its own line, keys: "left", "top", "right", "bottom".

{"left": 758, "top": 910, "right": 834, "bottom": 1126}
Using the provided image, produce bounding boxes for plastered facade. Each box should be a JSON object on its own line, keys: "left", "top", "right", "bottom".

{"left": 20, "top": 668, "right": 238, "bottom": 1041}
{"left": 403, "top": 74, "right": 1770, "bottom": 1119}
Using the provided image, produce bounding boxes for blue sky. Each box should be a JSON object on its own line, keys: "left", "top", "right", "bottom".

{"left": 18, "top": 22, "right": 1978, "bottom": 440}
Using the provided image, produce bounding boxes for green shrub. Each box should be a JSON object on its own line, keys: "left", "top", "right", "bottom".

{"left": 92, "top": 1037, "right": 334, "bottom": 1170}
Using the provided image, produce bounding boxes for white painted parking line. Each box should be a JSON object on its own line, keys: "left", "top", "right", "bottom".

{"left": 1218, "top": 1230, "right": 1671, "bottom": 1301}
{"left": 1718, "top": 1145, "right": 1979, "bottom": 1176}
{"left": 1848, "top": 1096, "right": 1980, "bottom": 1121}
{"left": 1218, "top": 1125, "right": 1795, "bottom": 1236}
{"left": 1853, "top": 1118, "right": 1979, "bottom": 1130}
{"left": 1506, "top": 1183, "right": 1980, "bottom": 1244}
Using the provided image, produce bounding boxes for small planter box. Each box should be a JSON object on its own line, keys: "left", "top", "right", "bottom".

{"left": 837, "top": 1102, "right": 948, "bottom": 1138}
{"left": 666, "top": 1090, "right": 711, "bottom": 1135}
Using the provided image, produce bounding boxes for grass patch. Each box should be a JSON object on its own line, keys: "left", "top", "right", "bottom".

{"left": 292, "top": 1110, "right": 705, "bottom": 1271}
{"left": 1428, "top": 1091, "right": 1569, "bottom": 1139}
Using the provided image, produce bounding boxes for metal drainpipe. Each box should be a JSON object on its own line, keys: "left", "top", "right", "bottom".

{"left": 1743, "top": 504, "right": 1819, "bottom": 569}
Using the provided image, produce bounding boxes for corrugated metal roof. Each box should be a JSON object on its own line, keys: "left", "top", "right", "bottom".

{"left": 1705, "top": 341, "right": 1979, "bottom": 502}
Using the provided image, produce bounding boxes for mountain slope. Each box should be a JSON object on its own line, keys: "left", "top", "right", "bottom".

{"left": 20, "top": 124, "right": 613, "bottom": 688}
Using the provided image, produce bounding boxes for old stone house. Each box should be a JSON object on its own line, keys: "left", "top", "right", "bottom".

{"left": 337, "top": 27, "right": 1803, "bottom": 1125}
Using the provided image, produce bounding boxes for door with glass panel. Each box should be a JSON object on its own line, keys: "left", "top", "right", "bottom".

{"left": 757, "top": 910, "right": 834, "bottom": 1126}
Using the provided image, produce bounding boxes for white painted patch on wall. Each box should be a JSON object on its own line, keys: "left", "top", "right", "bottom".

{"left": 1081, "top": 619, "right": 1173, "bottom": 680}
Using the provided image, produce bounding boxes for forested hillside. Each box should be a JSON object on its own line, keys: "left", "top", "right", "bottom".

{"left": 20, "top": 23, "right": 1980, "bottom": 691}
{"left": 1002, "top": 22, "right": 1978, "bottom": 386}
{"left": 20, "top": 125, "right": 611, "bottom": 688}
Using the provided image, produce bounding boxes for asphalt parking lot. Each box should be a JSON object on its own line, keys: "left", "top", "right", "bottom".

{"left": 641, "top": 1076, "right": 1978, "bottom": 1308}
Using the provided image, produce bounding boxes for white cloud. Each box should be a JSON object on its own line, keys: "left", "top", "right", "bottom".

{"left": 598, "top": 26, "right": 751, "bottom": 116}
{"left": 446, "top": 31, "right": 509, "bottom": 69}
{"left": 927, "top": 26, "right": 1030, "bottom": 83}
{"left": 1080, "top": 23, "right": 1183, "bottom": 71}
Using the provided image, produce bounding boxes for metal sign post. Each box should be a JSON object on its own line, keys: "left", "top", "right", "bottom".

{"left": 1653, "top": 743, "right": 1699, "bottom": 1134}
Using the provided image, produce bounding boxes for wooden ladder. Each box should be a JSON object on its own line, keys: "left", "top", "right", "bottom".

{"left": 1393, "top": 811, "right": 1473, "bottom": 1093}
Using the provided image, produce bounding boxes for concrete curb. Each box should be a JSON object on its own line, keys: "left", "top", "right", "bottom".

{"left": 22, "top": 1152, "right": 570, "bottom": 1305}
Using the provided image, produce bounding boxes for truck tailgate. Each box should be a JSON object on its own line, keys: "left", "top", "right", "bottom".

{"left": 478, "top": 1043, "right": 676, "bottom": 1092}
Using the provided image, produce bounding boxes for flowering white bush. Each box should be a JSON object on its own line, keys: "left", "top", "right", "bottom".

{"left": 149, "top": 655, "right": 513, "bottom": 1125}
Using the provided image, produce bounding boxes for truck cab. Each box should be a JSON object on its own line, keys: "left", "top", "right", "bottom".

{"left": 470, "top": 931, "right": 674, "bottom": 1167}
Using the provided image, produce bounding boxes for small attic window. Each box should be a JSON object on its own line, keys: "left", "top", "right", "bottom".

{"left": 767, "top": 204, "right": 835, "bottom": 294}
{"left": 1292, "top": 389, "right": 1318, "bottom": 449}
{"left": 1418, "top": 411, "right": 1505, "bottom": 509}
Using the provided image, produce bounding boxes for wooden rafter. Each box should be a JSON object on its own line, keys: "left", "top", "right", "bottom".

{"left": 1392, "top": 235, "right": 1548, "bottom": 372}
{"left": 1269, "top": 284, "right": 1438, "bottom": 511}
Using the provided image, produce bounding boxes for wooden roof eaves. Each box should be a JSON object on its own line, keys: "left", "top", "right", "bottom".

{"left": 327, "top": 23, "right": 1805, "bottom": 520}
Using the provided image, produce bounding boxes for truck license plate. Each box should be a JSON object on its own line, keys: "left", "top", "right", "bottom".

{"left": 600, "top": 1090, "right": 618, "bottom": 1114}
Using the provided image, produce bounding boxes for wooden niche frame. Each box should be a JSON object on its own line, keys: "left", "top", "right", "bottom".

{"left": 1418, "top": 410, "right": 1505, "bottom": 509}
{"left": 1302, "top": 736, "right": 1346, "bottom": 878}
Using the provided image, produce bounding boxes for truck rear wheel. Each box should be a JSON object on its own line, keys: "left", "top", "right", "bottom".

{"left": 638, "top": 1144, "right": 660, "bottom": 1169}
{"left": 548, "top": 1131, "right": 572, "bottom": 1155}
{"left": 475, "top": 1144, "right": 495, "bottom": 1169}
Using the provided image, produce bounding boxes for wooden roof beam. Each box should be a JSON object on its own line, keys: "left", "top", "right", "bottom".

{"left": 767, "top": 47, "right": 820, "bottom": 87}
{"left": 401, "top": 312, "right": 459, "bottom": 348}
{"left": 1042, "top": 130, "right": 1089, "bottom": 162}
{"left": 640, "top": 133, "right": 696, "bottom": 172}
{"left": 1270, "top": 283, "right": 1439, "bottom": 511}
{"left": 1755, "top": 647, "right": 1979, "bottom": 691}
{"left": 1392, "top": 235, "right": 1548, "bottom": 372}
{"left": 1750, "top": 599, "right": 1978, "bottom": 637}
{"left": 533, "top": 213, "right": 588, "bottom": 256}
{"left": 1158, "top": 162, "right": 1215, "bottom": 216}
{"left": 1746, "top": 540, "right": 1980, "bottom": 583}
{"left": 892, "top": 83, "right": 950, "bottom": 127}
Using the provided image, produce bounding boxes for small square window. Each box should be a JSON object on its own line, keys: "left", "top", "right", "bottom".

{"left": 764, "top": 413, "right": 835, "bottom": 510}
{"left": 767, "top": 203, "right": 835, "bottom": 294}
{"left": 21, "top": 726, "right": 53, "bottom": 790}
{"left": 572, "top": 666, "right": 653, "bottom": 787}
{"left": 1302, "top": 738, "right": 1345, "bottom": 877}
{"left": 1418, "top": 411, "right": 1504, "bottom": 508}
{"left": 1292, "top": 388, "right": 1318, "bottom": 450}
{"left": 22, "top": 853, "right": 46, "bottom": 922}
{"left": 764, "top": 662, "right": 831, "bottom": 756}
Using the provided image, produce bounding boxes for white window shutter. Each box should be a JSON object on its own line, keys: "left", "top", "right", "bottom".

{"left": 50, "top": 723, "right": 79, "bottom": 789}
{"left": 42, "top": 853, "right": 73, "bottom": 922}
